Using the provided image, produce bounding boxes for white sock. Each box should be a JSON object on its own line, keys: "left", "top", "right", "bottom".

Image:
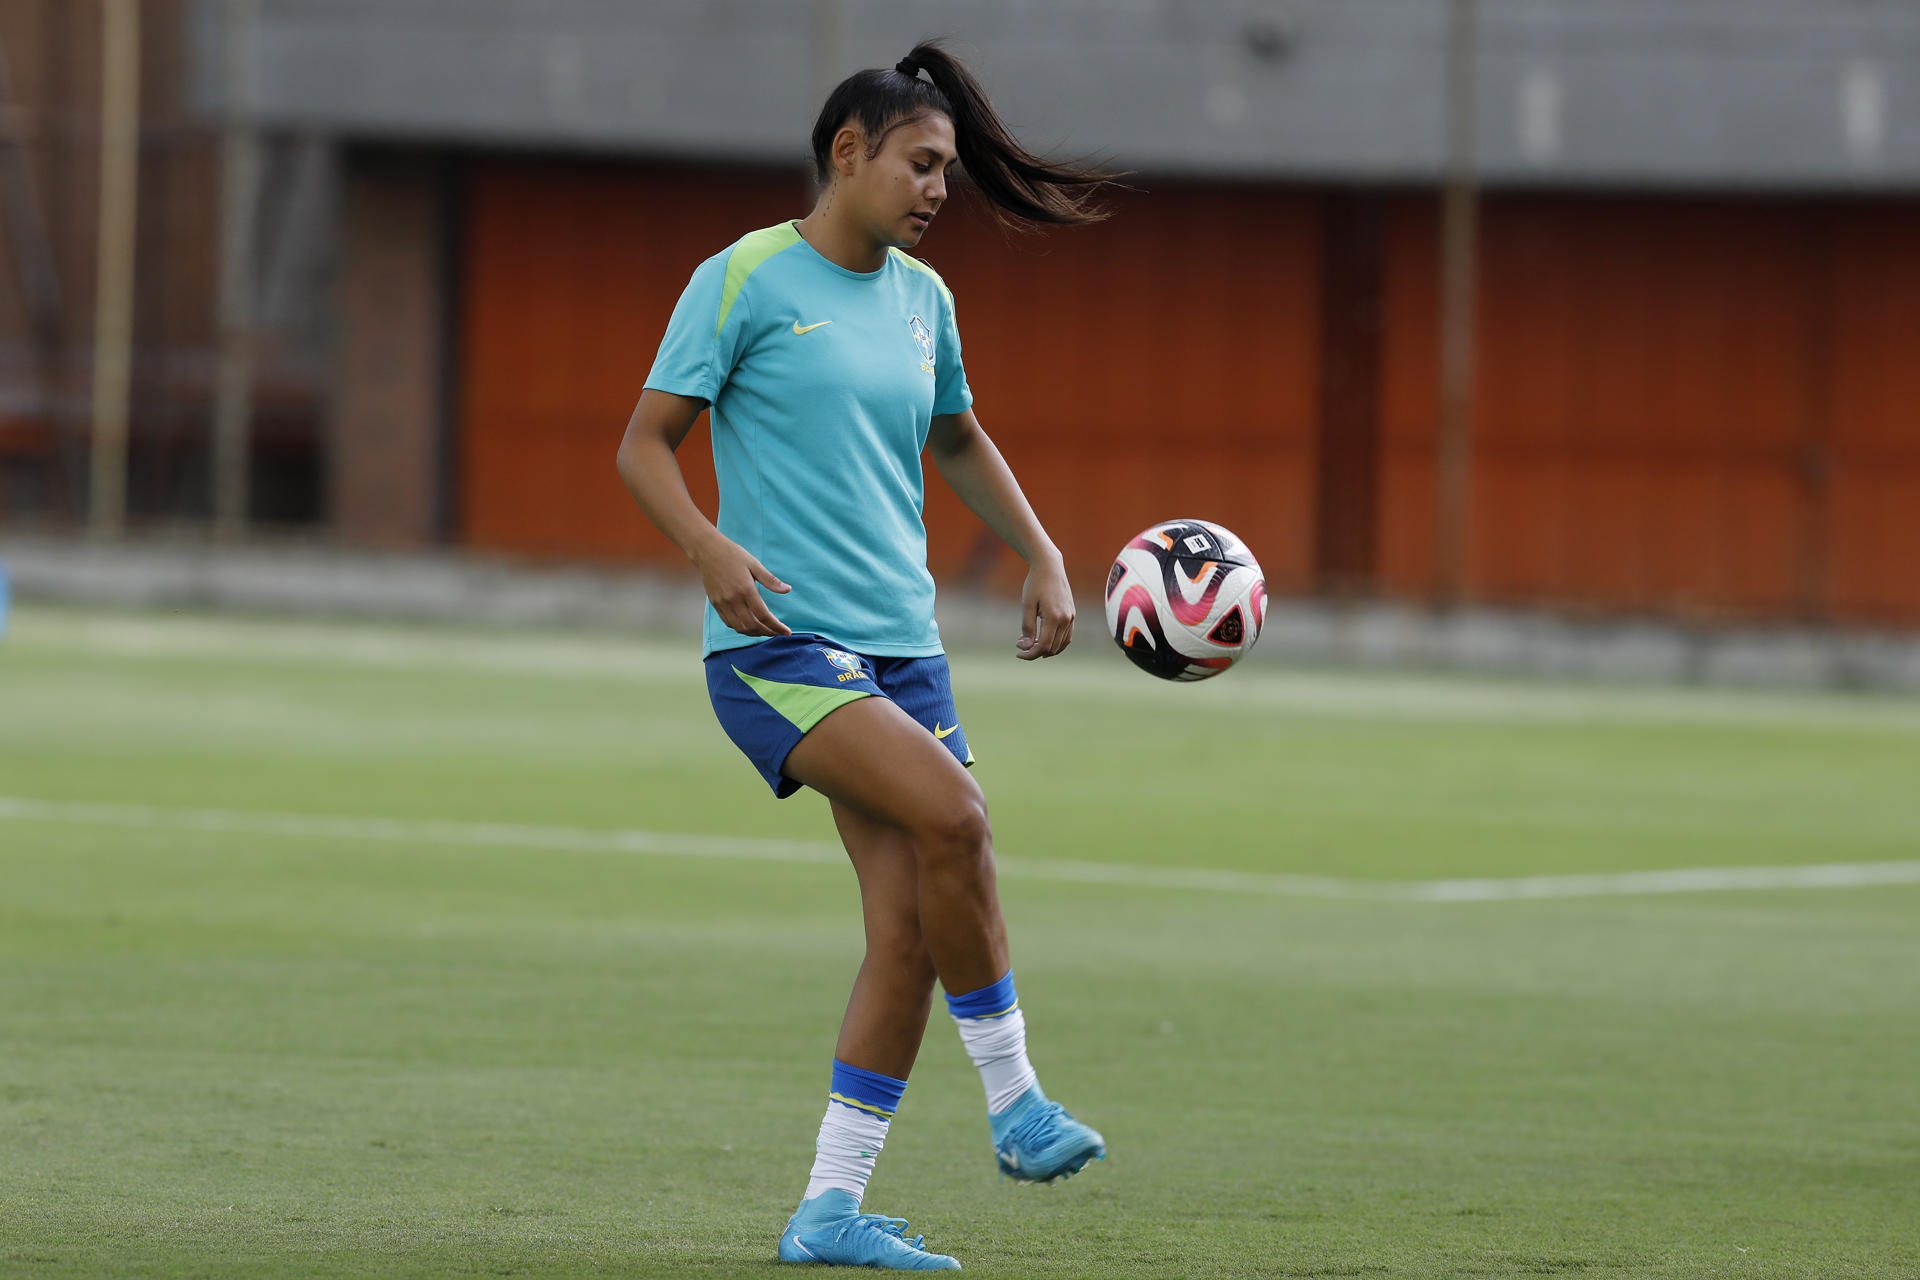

{"left": 802, "top": 1101, "right": 891, "bottom": 1202}
{"left": 953, "top": 1005, "right": 1040, "bottom": 1114}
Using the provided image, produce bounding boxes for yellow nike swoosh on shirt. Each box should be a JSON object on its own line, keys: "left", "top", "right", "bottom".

{"left": 934, "top": 722, "right": 959, "bottom": 739}
{"left": 792, "top": 320, "right": 832, "bottom": 335}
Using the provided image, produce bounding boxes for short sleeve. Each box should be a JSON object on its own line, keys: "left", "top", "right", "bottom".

{"left": 644, "top": 255, "right": 749, "bottom": 402}
{"left": 932, "top": 288, "right": 972, "bottom": 418}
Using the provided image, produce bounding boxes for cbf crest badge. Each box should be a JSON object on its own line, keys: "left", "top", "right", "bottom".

{"left": 817, "top": 647, "right": 866, "bottom": 683}
{"left": 908, "top": 315, "right": 935, "bottom": 373}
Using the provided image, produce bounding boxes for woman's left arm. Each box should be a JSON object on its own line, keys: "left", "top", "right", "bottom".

{"left": 927, "top": 408, "right": 1074, "bottom": 660}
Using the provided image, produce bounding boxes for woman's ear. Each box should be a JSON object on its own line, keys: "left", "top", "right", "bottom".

{"left": 832, "top": 125, "right": 863, "bottom": 179}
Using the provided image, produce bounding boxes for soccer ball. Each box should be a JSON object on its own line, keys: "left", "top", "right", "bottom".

{"left": 1103, "top": 518, "right": 1266, "bottom": 681}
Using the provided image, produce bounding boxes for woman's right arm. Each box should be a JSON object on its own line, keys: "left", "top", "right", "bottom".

{"left": 615, "top": 389, "right": 791, "bottom": 637}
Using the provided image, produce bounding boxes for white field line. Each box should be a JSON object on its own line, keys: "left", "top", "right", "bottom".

{"left": 5, "top": 795, "right": 1918, "bottom": 904}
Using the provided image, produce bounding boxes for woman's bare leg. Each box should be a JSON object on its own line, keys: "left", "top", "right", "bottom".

{"left": 828, "top": 799, "right": 937, "bottom": 1079}
{"left": 784, "top": 696, "right": 1009, "bottom": 996}
{"left": 786, "top": 695, "right": 1103, "bottom": 1188}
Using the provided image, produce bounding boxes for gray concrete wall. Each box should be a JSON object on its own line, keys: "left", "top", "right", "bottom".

{"left": 192, "top": 0, "right": 1920, "bottom": 188}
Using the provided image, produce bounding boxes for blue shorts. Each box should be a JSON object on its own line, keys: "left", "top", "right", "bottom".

{"left": 705, "top": 633, "right": 974, "bottom": 799}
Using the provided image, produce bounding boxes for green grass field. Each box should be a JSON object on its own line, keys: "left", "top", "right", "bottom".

{"left": 4, "top": 603, "right": 1918, "bottom": 1279}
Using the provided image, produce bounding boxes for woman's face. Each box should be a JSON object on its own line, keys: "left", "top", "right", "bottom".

{"left": 838, "top": 112, "right": 957, "bottom": 250}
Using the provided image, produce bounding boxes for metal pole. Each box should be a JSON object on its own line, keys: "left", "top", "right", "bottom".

{"left": 88, "top": 0, "right": 140, "bottom": 539}
{"left": 1434, "top": 0, "right": 1480, "bottom": 605}
{"left": 212, "top": 0, "right": 259, "bottom": 538}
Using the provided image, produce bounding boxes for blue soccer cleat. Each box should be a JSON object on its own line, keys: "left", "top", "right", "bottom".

{"left": 989, "top": 1085, "right": 1106, "bottom": 1184}
{"left": 777, "top": 1188, "right": 961, "bottom": 1270}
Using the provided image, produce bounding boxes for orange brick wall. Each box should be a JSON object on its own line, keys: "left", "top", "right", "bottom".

{"left": 458, "top": 163, "right": 1322, "bottom": 596}
{"left": 1379, "top": 194, "right": 1920, "bottom": 625}
{"left": 457, "top": 157, "right": 1920, "bottom": 625}
{"left": 458, "top": 162, "right": 805, "bottom": 560}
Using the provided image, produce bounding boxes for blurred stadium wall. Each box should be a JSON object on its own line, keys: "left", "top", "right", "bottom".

{"left": 1, "top": 1, "right": 1917, "bottom": 626}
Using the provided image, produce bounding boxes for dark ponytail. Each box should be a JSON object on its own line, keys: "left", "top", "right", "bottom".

{"left": 809, "top": 39, "right": 1122, "bottom": 229}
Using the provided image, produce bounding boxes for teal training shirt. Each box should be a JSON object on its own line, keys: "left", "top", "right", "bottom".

{"left": 644, "top": 221, "right": 973, "bottom": 657}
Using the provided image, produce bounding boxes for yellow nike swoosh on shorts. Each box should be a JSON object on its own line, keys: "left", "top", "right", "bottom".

{"left": 792, "top": 320, "right": 832, "bottom": 335}
{"left": 934, "top": 722, "right": 959, "bottom": 739}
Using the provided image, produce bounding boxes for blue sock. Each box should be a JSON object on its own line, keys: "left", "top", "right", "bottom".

{"left": 802, "top": 1059, "right": 908, "bottom": 1203}
{"left": 944, "top": 971, "right": 1019, "bottom": 1021}
{"left": 945, "top": 972, "right": 1039, "bottom": 1113}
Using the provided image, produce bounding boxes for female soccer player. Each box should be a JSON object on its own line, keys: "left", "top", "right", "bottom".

{"left": 616, "top": 41, "right": 1117, "bottom": 1270}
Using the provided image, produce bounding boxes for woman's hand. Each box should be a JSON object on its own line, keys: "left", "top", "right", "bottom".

{"left": 693, "top": 532, "right": 792, "bottom": 637}
{"left": 1017, "top": 551, "right": 1075, "bottom": 660}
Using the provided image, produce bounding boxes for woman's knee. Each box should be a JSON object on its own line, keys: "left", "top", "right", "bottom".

{"left": 911, "top": 788, "right": 992, "bottom": 866}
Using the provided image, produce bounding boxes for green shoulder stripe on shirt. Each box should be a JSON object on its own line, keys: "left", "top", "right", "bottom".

{"left": 717, "top": 222, "right": 804, "bottom": 337}
{"left": 888, "top": 248, "right": 955, "bottom": 310}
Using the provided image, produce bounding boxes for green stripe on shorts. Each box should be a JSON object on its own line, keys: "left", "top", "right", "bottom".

{"left": 732, "top": 665, "right": 872, "bottom": 733}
